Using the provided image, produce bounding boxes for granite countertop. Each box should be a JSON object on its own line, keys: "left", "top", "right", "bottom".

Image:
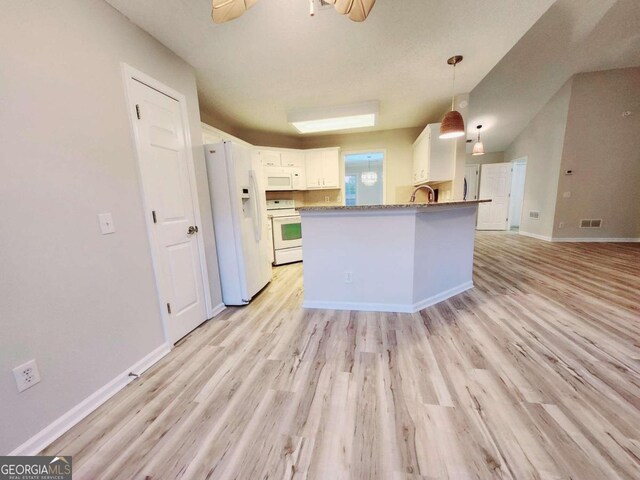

{"left": 297, "top": 199, "right": 491, "bottom": 212}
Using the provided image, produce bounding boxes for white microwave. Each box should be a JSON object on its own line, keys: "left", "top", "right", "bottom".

{"left": 264, "top": 166, "right": 304, "bottom": 191}
{"left": 264, "top": 167, "right": 292, "bottom": 191}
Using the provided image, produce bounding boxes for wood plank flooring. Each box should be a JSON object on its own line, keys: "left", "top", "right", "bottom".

{"left": 43, "top": 232, "right": 640, "bottom": 479}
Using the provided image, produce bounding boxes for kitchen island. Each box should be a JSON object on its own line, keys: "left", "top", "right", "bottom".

{"left": 297, "top": 200, "right": 489, "bottom": 313}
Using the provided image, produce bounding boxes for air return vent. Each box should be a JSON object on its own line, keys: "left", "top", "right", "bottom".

{"left": 529, "top": 211, "right": 540, "bottom": 219}
{"left": 580, "top": 219, "right": 602, "bottom": 228}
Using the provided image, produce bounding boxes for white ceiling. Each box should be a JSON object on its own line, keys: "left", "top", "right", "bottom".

{"left": 468, "top": 0, "right": 640, "bottom": 152}
{"left": 105, "top": 0, "right": 554, "bottom": 138}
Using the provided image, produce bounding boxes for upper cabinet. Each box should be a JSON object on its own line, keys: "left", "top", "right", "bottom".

{"left": 305, "top": 148, "right": 340, "bottom": 189}
{"left": 258, "top": 147, "right": 339, "bottom": 191}
{"left": 413, "top": 123, "right": 456, "bottom": 185}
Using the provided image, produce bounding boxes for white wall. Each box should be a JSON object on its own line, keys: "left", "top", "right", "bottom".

{"left": 553, "top": 67, "right": 640, "bottom": 239}
{"left": 466, "top": 151, "right": 505, "bottom": 166}
{"left": 301, "top": 127, "right": 423, "bottom": 205}
{"left": 0, "top": 0, "right": 222, "bottom": 454}
{"left": 505, "top": 80, "right": 573, "bottom": 239}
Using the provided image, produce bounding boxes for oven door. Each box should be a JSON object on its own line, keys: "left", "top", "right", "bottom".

{"left": 264, "top": 167, "right": 293, "bottom": 191}
{"left": 272, "top": 215, "right": 302, "bottom": 250}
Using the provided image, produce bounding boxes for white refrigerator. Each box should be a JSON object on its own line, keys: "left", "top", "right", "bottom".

{"left": 205, "top": 142, "right": 272, "bottom": 305}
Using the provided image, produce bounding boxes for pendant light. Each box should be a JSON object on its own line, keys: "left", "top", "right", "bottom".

{"left": 472, "top": 125, "right": 485, "bottom": 156}
{"left": 361, "top": 157, "right": 378, "bottom": 186}
{"left": 439, "top": 55, "right": 465, "bottom": 139}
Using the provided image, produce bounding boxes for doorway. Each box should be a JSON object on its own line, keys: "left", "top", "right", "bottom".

{"left": 344, "top": 151, "right": 385, "bottom": 206}
{"left": 123, "top": 65, "right": 211, "bottom": 345}
{"left": 464, "top": 164, "right": 479, "bottom": 200}
{"left": 509, "top": 159, "right": 527, "bottom": 230}
{"left": 477, "top": 162, "right": 513, "bottom": 231}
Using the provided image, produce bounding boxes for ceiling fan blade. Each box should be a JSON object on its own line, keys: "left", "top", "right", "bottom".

{"left": 211, "top": 0, "right": 259, "bottom": 24}
{"left": 333, "top": 0, "right": 355, "bottom": 15}
{"left": 348, "top": 0, "right": 376, "bottom": 22}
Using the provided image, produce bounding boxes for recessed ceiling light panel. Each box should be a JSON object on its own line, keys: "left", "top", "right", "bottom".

{"left": 288, "top": 101, "right": 379, "bottom": 134}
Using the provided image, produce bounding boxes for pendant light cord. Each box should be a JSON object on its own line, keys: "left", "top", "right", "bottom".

{"left": 451, "top": 63, "right": 456, "bottom": 110}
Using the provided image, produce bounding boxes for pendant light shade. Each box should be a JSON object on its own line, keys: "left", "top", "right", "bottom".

{"left": 472, "top": 124, "right": 485, "bottom": 155}
{"left": 361, "top": 157, "right": 378, "bottom": 186}
{"left": 439, "top": 55, "right": 465, "bottom": 139}
{"left": 440, "top": 110, "right": 466, "bottom": 139}
{"left": 361, "top": 171, "right": 378, "bottom": 186}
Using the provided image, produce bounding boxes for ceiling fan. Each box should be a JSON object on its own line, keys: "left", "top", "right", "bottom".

{"left": 211, "top": 0, "right": 377, "bottom": 24}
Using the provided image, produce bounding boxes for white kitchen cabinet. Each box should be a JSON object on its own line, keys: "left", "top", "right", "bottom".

{"left": 259, "top": 150, "right": 282, "bottom": 167}
{"left": 280, "top": 150, "right": 305, "bottom": 168}
{"left": 413, "top": 123, "right": 455, "bottom": 185}
{"left": 305, "top": 148, "right": 340, "bottom": 189}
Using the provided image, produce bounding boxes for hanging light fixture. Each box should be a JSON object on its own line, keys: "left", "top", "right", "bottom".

{"left": 439, "top": 55, "right": 465, "bottom": 139}
{"left": 361, "top": 157, "right": 378, "bottom": 186}
{"left": 472, "top": 125, "right": 485, "bottom": 156}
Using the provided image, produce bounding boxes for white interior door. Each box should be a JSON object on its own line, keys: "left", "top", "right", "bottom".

{"left": 477, "top": 163, "right": 512, "bottom": 230}
{"left": 128, "top": 78, "right": 207, "bottom": 344}
{"left": 464, "top": 164, "right": 479, "bottom": 200}
{"left": 509, "top": 161, "right": 527, "bottom": 229}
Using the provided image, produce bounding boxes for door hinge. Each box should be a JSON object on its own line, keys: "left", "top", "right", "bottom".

{"left": 166, "top": 303, "right": 171, "bottom": 314}
{"left": 152, "top": 210, "right": 157, "bottom": 224}
{"left": 135, "top": 104, "right": 141, "bottom": 120}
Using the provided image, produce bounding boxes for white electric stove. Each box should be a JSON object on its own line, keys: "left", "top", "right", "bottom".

{"left": 266, "top": 200, "right": 302, "bottom": 265}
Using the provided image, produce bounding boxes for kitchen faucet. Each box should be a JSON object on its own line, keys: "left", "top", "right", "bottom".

{"left": 409, "top": 185, "right": 435, "bottom": 203}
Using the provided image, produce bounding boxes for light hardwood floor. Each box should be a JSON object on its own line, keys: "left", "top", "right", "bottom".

{"left": 43, "top": 232, "right": 640, "bottom": 479}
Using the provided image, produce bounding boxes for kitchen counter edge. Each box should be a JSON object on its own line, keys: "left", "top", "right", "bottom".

{"left": 297, "top": 199, "right": 491, "bottom": 212}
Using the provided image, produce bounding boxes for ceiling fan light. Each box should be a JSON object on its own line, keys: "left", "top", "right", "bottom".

{"left": 472, "top": 141, "right": 485, "bottom": 155}
{"left": 439, "top": 110, "right": 465, "bottom": 139}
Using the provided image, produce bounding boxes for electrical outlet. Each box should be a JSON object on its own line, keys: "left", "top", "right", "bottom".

{"left": 562, "top": 191, "right": 571, "bottom": 198}
{"left": 558, "top": 222, "right": 565, "bottom": 229}
{"left": 324, "top": 196, "right": 330, "bottom": 203}
{"left": 13, "top": 359, "right": 41, "bottom": 393}
{"left": 344, "top": 271, "right": 353, "bottom": 284}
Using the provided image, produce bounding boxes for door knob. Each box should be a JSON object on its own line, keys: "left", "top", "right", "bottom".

{"left": 187, "top": 225, "right": 199, "bottom": 235}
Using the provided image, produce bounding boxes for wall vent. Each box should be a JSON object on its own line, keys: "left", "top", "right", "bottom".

{"left": 580, "top": 219, "right": 602, "bottom": 228}
{"left": 529, "top": 211, "right": 540, "bottom": 219}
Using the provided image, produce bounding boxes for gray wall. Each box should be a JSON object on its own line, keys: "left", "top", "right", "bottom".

{"left": 466, "top": 151, "right": 505, "bottom": 166}
{"left": 505, "top": 80, "right": 573, "bottom": 239}
{"left": 553, "top": 67, "right": 640, "bottom": 239}
{"left": 0, "top": 0, "right": 222, "bottom": 454}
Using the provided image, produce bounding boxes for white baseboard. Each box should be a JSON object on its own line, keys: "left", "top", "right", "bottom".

{"left": 551, "top": 237, "right": 640, "bottom": 243}
{"left": 518, "top": 230, "right": 553, "bottom": 242}
{"left": 518, "top": 230, "right": 640, "bottom": 243}
{"left": 303, "top": 282, "right": 474, "bottom": 314}
{"left": 411, "top": 281, "right": 474, "bottom": 312}
{"left": 209, "top": 302, "right": 226, "bottom": 319}
{"left": 8, "top": 343, "right": 171, "bottom": 456}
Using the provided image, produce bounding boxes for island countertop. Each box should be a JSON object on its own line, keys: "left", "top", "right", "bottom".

{"left": 297, "top": 199, "right": 490, "bottom": 212}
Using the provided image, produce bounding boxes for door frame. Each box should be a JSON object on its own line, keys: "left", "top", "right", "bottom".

{"left": 508, "top": 157, "right": 528, "bottom": 230}
{"left": 342, "top": 149, "right": 387, "bottom": 205}
{"left": 120, "top": 63, "right": 213, "bottom": 345}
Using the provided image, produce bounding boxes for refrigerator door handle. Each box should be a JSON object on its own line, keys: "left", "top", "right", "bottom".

{"left": 249, "top": 170, "right": 262, "bottom": 242}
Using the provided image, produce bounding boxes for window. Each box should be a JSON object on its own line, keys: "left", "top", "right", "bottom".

{"left": 344, "top": 151, "right": 384, "bottom": 206}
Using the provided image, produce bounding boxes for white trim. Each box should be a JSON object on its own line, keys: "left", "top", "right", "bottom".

{"left": 551, "top": 237, "right": 640, "bottom": 243}
{"left": 411, "top": 282, "right": 474, "bottom": 312}
{"left": 8, "top": 343, "right": 171, "bottom": 456}
{"left": 518, "top": 230, "right": 640, "bottom": 243}
{"left": 210, "top": 302, "right": 227, "bottom": 319}
{"left": 518, "top": 230, "right": 553, "bottom": 242}
{"left": 303, "top": 282, "right": 473, "bottom": 313}
{"left": 121, "top": 63, "right": 213, "bottom": 338}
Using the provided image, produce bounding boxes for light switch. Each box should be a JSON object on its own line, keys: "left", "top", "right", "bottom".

{"left": 98, "top": 213, "right": 115, "bottom": 234}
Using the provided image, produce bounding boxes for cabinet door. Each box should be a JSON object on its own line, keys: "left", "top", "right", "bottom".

{"left": 428, "top": 123, "right": 455, "bottom": 182}
{"left": 413, "top": 132, "right": 430, "bottom": 184}
{"left": 321, "top": 149, "right": 340, "bottom": 188}
{"left": 281, "top": 150, "right": 305, "bottom": 168}
{"left": 305, "top": 150, "right": 324, "bottom": 189}
{"left": 260, "top": 150, "right": 281, "bottom": 167}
